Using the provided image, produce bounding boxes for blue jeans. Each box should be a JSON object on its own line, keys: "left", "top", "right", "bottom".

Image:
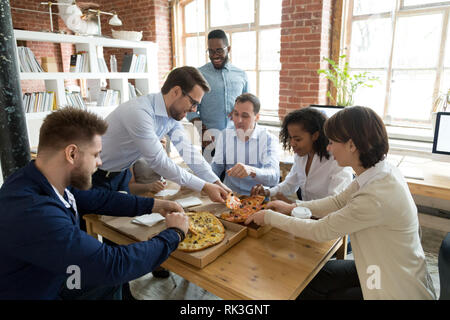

{"left": 92, "top": 169, "right": 132, "bottom": 193}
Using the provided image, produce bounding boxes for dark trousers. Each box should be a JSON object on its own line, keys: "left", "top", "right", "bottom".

{"left": 92, "top": 169, "right": 132, "bottom": 194}
{"left": 297, "top": 259, "right": 363, "bottom": 300}
{"left": 59, "top": 283, "right": 122, "bottom": 300}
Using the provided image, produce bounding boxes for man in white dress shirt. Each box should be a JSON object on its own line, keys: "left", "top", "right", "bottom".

{"left": 92, "top": 66, "right": 230, "bottom": 203}
{"left": 210, "top": 93, "right": 280, "bottom": 195}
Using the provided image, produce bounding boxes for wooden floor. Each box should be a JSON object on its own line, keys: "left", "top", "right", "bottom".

{"left": 129, "top": 225, "right": 445, "bottom": 300}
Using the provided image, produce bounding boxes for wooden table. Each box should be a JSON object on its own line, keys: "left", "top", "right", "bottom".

{"left": 83, "top": 186, "right": 346, "bottom": 300}
{"left": 398, "top": 156, "right": 450, "bottom": 201}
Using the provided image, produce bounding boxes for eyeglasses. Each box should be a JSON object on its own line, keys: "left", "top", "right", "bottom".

{"left": 206, "top": 46, "right": 227, "bottom": 56}
{"left": 182, "top": 90, "right": 200, "bottom": 110}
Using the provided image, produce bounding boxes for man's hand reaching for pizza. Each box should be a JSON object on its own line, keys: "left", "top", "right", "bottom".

{"left": 226, "top": 162, "right": 256, "bottom": 179}
{"left": 152, "top": 199, "right": 184, "bottom": 217}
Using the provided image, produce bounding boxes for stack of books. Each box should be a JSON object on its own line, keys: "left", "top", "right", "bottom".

{"left": 17, "top": 47, "right": 44, "bottom": 73}
{"left": 65, "top": 92, "right": 86, "bottom": 109}
{"left": 121, "top": 54, "right": 147, "bottom": 73}
{"left": 97, "top": 89, "right": 120, "bottom": 106}
{"left": 69, "top": 52, "right": 90, "bottom": 72}
{"left": 22, "top": 92, "right": 55, "bottom": 113}
{"left": 128, "top": 82, "right": 143, "bottom": 100}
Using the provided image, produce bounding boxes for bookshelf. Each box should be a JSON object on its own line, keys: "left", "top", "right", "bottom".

{"left": 14, "top": 29, "right": 159, "bottom": 147}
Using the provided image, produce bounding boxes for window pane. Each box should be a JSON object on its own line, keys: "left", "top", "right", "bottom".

{"left": 403, "top": 0, "right": 450, "bottom": 7}
{"left": 259, "top": 71, "right": 280, "bottom": 111}
{"left": 260, "top": 0, "right": 282, "bottom": 25}
{"left": 439, "top": 69, "right": 450, "bottom": 97}
{"left": 184, "top": 0, "right": 205, "bottom": 33}
{"left": 392, "top": 14, "right": 442, "bottom": 68}
{"left": 246, "top": 71, "right": 257, "bottom": 95}
{"left": 259, "top": 29, "right": 281, "bottom": 70}
{"left": 211, "top": 0, "right": 254, "bottom": 27}
{"left": 353, "top": 0, "right": 394, "bottom": 15}
{"left": 185, "top": 36, "right": 206, "bottom": 67}
{"left": 231, "top": 31, "right": 256, "bottom": 70}
{"left": 351, "top": 70, "right": 386, "bottom": 117}
{"left": 389, "top": 70, "right": 435, "bottom": 121}
{"left": 350, "top": 18, "right": 392, "bottom": 68}
{"left": 443, "top": 20, "right": 450, "bottom": 67}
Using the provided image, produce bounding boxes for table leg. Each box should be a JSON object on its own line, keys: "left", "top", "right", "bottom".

{"left": 336, "top": 235, "right": 348, "bottom": 260}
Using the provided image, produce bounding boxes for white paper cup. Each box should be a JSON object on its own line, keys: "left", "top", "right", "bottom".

{"left": 291, "top": 206, "right": 312, "bottom": 219}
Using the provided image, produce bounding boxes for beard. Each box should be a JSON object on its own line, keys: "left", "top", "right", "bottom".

{"left": 168, "top": 101, "right": 187, "bottom": 121}
{"left": 211, "top": 54, "right": 229, "bottom": 69}
{"left": 70, "top": 165, "right": 93, "bottom": 190}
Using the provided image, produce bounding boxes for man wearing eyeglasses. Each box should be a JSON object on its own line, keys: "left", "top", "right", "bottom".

{"left": 187, "top": 29, "right": 249, "bottom": 160}
{"left": 92, "top": 66, "right": 230, "bottom": 203}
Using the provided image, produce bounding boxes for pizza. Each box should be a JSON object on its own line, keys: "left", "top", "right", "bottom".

{"left": 225, "top": 192, "right": 241, "bottom": 210}
{"left": 221, "top": 195, "right": 266, "bottom": 223}
{"left": 178, "top": 211, "right": 225, "bottom": 252}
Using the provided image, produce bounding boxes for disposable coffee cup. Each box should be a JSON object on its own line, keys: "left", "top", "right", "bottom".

{"left": 291, "top": 206, "right": 312, "bottom": 219}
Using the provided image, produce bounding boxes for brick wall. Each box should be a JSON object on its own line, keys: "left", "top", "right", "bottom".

{"left": 11, "top": 0, "right": 172, "bottom": 94}
{"left": 278, "top": 0, "right": 334, "bottom": 119}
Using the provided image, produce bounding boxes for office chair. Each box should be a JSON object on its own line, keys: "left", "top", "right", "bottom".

{"left": 439, "top": 232, "right": 450, "bottom": 300}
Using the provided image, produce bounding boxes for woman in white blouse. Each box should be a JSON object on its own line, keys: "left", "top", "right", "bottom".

{"left": 251, "top": 107, "right": 353, "bottom": 201}
{"left": 246, "top": 106, "right": 436, "bottom": 300}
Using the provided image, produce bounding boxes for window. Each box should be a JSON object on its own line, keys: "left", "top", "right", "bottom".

{"left": 343, "top": 0, "right": 450, "bottom": 128}
{"left": 175, "top": 0, "right": 282, "bottom": 117}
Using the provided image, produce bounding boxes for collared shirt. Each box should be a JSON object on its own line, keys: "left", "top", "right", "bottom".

{"left": 51, "top": 185, "right": 78, "bottom": 220}
{"left": 355, "top": 159, "right": 394, "bottom": 190}
{"left": 211, "top": 124, "right": 280, "bottom": 195}
{"left": 269, "top": 153, "right": 353, "bottom": 201}
{"left": 100, "top": 92, "right": 219, "bottom": 192}
{"left": 186, "top": 62, "right": 249, "bottom": 131}
{"left": 0, "top": 161, "right": 181, "bottom": 299}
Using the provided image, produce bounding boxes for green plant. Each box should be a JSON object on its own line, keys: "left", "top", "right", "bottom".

{"left": 317, "top": 55, "right": 379, "bottom": 107}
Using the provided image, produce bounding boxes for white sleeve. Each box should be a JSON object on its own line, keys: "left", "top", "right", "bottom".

{"left": 168, "top": 122, "right": 219, "bottom": 184}
{"left": 123, "top": 109, "right": 205, "bottom": 191}
{"left": 265, "top": 185, "right": 383, "bottom": 242}
{"left": 269, "top": 160, "right": 304, "bottom": 197}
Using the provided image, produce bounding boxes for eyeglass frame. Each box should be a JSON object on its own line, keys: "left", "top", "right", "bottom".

{"left": 182, "top": 90, "right": 200, "bottom": 110}
{"left": 206, "top": 46, "right": 228, "bottom": 56}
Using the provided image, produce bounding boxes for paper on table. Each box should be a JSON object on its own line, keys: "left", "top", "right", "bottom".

{"left": 175, "top": 196, "right": 203, "bottom": 208}
{"left": 132, "top": 213, "right": 165, "bottom": 227}
{"left": 154, "top": 188, "right": 179, "bottom": 197}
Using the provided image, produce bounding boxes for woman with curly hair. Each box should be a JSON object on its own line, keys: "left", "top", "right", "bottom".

{"left": 251, "top": 107, "right": 353, "bottom": 201}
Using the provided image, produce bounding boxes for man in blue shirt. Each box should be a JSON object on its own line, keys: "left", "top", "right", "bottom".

{"left": 0, "top": 108, "right": 188, "bottom": 299}
{"left": 187, "top": 29, "right": 249, "bottom": 154}
{"left": 211, "top": 93, "right": 280, "bottom": 195}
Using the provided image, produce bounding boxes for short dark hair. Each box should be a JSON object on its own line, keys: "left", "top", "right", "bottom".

{"left": 324, "top": 106, "right": 389, "bottom": 168}
{"left": 208, "top": 29, "right": 229, "bottom": 46}
{"left": 38, "top": 107, "right": 108, "bottom": 151}
{"left": 161, "top": 66, "right": 210, "bottom": 95}
{"left": 280, "top": 107, "right": 330, "bottom": 160}
{"left": 235, "top": 93, "right": 260, "bottom": 114}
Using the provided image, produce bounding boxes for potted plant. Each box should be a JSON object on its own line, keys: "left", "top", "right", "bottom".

{"left": 317, "top": 54, "right": 379, "bottom": 107}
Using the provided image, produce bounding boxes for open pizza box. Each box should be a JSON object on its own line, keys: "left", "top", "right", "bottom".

{"left": 194, "top": 202, "right": 272, "bottom": 239}
{"left": 100, "top": 211, "right": 248, "bottom": 269}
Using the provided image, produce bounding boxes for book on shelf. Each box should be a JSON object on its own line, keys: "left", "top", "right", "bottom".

{"left": 22, "top": 91, "right": 55, "bottom": 113}
{"left": 97, "top": 57, "right": 109, "bottom": 73}
{"left": 17, "top": 47, "right": 44, "bottom": 73}
{"left": 128, "top": 82, "right": 144, "bottom": 100}
{"left": 97, "top": 89, "right": 120, "bottom": 107}
{"left": 65, "top": 91, "right": 86, "bottom": 109}
{"left": 121, "top": 53, "right": 146, "bottom": 73}
{"left": 69, "top": 52, "right": 90, "bottom": 73}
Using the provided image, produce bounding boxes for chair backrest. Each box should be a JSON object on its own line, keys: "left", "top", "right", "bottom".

{"left": 439, "top": 232, "right": 450, "bottom": 300}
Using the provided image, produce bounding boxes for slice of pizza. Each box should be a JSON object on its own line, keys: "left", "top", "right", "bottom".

{"left": 225, "top": 192, "right": 241, "bottom": 210}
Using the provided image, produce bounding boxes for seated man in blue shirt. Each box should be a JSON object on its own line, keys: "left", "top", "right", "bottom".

{"left": 0, "top": 108, "right": 188, "bottom": 300}
{"left": 210, "top": 93, "right": 280, "bottom": 196}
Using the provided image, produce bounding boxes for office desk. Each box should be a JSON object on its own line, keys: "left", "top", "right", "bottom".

{"left": 398, "top": 156, "right": 450, "bottom": 201}
{"left": 83, "top": 186, "right": 346, "bottom": 300}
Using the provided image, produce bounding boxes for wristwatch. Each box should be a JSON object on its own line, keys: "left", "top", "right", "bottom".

{"left": 168, "top": 227, "right": 186, "bottom": 242}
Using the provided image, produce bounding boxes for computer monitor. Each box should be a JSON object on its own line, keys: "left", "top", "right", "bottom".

{"left": 432, "top": 112, "right": 450, "bottom": 162}
{"left": 309, "top": 105, "right": 344, "bottom": 119}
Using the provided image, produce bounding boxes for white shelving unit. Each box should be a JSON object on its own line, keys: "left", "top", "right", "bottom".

{"left": 14, "top": 29, "right": 159, "bottom": 147}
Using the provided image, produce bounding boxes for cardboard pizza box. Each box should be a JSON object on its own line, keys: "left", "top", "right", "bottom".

{"left": 171, "top": 220, "right": 247, "bottom": 269}
{"left": 99, "top": 213, "right": 248, "bottom": 269}
{"left": 193, "top": 202, "right": 272, "bottom": 239}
